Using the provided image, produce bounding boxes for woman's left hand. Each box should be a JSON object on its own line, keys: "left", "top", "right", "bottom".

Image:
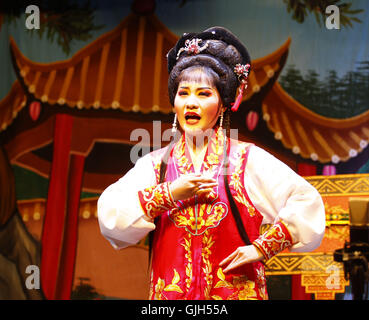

{"left": 219, "top": 245, "right": 264, "bottom": 273}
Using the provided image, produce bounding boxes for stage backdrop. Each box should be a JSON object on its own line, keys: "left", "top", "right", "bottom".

{"left": 0, "top": 0, "right": 368, "bottom": 300}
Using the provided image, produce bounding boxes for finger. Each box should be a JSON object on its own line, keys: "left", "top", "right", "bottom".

{"left": 219, "top": 249, "right": 239, "bottom": 266}
{"left": 194, "top": 184, "right": 213, "bottom": 192}
{"left": 197, "top": 182, "right": 218, "bottom": 189}
{"left": 188, "top": 178, "right": 211, "bottom": 184}
{"left": 223, "top": 258, "right": 246, "bottom": 273}
{"left": 222, "top": 253, "right": 247, "bottom": 273}
{"left": 196, "top": 185, "right": 215, "bottom": 193}
{"left": 191, "top": 182, "right": 216, "bottom": 191}
{"left": 199, "top": 177, "right": 217, "bottom": 182}
{"left": 190, "top": 177, "right": 217, "bottom": 183}
{"left": 196, "top": 188, "right": 215, "bottom": 196}
{"left": 197, "top": 187, "right": 216, "bottom": 193}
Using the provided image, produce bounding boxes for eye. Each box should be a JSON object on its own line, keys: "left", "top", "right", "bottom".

{"left": 178, "top": 90, "right": 188, "bottom": 96}
{"left": 198, "top": 91, "right": 211, "bottom": 97}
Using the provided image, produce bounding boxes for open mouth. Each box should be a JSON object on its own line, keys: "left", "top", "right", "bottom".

{"left": 185, "top": 112, "right": 201, "bottom": 123}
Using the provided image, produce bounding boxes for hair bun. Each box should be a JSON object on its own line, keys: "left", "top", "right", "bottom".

{"left": 167, "top": 26, "right": 251, "bottom": 75}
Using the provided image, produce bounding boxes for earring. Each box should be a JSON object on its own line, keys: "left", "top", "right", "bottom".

{"left": 172, "top": 113, "right": 177, "bottom": 134}
{"left": 219, "top": 110, "right": 224, "bottom": 128}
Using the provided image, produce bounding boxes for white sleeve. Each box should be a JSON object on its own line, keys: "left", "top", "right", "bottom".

{"left": 244, "top": 146, "right": 326, "bottom": 252}
{"left": 97, "top": 154, "right": 157, "bottom": 250}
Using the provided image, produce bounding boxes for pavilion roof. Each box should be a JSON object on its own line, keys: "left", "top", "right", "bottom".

{"left": 262, "top": 82, "right": 369, "bottom": 164}
{"left": 1, "top": 12, "right": 367, "bottom": 165}
{"left": 6, "top": 12, "right": 288, "bottom": 115}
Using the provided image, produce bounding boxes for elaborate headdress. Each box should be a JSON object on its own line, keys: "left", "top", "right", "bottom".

{"left": 167, "top": 26, "right": 251, "bottom": 112}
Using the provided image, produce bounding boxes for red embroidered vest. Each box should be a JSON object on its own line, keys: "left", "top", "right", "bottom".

{"left": 138, "top": 128, "right": 292, "bottom": 300}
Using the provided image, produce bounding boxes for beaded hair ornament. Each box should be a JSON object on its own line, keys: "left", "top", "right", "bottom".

{"left": 232, "top": 62, "right": 250, "bottom": 111}
{"left": 175, "top": 38, "right": 251, "bottom": 112}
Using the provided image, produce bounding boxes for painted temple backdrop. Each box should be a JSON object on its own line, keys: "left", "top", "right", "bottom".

{"left": 0, "top": 0, "right": 368, "bottom": 300}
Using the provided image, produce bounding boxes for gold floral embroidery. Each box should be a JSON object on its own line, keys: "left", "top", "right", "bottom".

{"left": 213, "top": 268, "right": 258, "bottom": 300}
{"left": 173, "top": 127, "right": 224, "bottom": 176}
{"left": 203, "top": 128, "right": 224, "bottom": 172}
{"left": 174, "top": 136, "right": 192, "bottom": 174}
{"left": 181, "top": 233, "right": 193, "bottom": 291}
{"left": 168, "top": 128, "right": 229, "bottom": 234}
{"left": 206, "top": 152, "right": 219, "bottom": 166}
{"left": 207, "top": 204, "right": 226, "bottom": 225}
{"left": 202, "top": 230, "right": 215, "bottom": 299}
{"left": 253, "top": 221, "right": 293, "bottom": 260}
{"left": 154, "top": 278, "right": 166, "bottom": 300}
{"left": 214, "top": 268, "right": 233, "bottom": 290}
{"left": 164, "top": 269, "right": 183, "bottom": 293}
{"left": 256, "top": 266, "right": 268, "bottom": 300}
{"left": 170, "top": 202, "right": 228, "bottom": 235}
{"left": 152, "top": 269, "right": 184, "bottom": 300}
{"left": 138, "top": 182, "right": 176, "bottom": 219}
{"left": 152, "top": 156, "right": 161, "bottom": 184}
{"left": 231, "top": 277, "right": 257, "bottom": 300}
{"left": 229, "top": 145, "right": 255, "bottom": 217}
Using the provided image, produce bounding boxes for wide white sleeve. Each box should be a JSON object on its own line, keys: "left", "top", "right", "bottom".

{"left": 244, "top": 146, "right": 326, "bottom": 252}
{"left": 97, "top": 154, "right": 157, "bottom": 250}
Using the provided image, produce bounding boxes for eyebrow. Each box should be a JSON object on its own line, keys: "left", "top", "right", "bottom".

{"left": 178, "top": 86, "right": 213, "bottom": 90}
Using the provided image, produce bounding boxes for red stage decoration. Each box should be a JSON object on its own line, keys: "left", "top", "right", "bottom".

{"left": 40, "top": 114, "right": 86, "bottom": 300}
{"left": 29, "top": 101, "right": 41, "bottom": 121}
{"left": 246, "top": 110, "right": 259, "bottom": 131}
{"left": 322, "top": 165, "right": 336, "bottom": 176}
{"left": 55, "top": 154, "right": 86, "bottom": 299}
{"left": 41, "top": 114, "right": 74, "bottom": 300}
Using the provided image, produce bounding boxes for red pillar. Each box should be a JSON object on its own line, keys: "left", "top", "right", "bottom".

{"left": 55, "top": 154, "right": 85, "bottom": 300}
{"left": 290, "top": 162, "right": 317, "bottom": 300}
{"left": 41, "top": 114, "right": 74, "bottom": 299}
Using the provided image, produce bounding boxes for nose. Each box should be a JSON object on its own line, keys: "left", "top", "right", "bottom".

{"left": 185, "top": 94, "right": 199, "bottom": 109}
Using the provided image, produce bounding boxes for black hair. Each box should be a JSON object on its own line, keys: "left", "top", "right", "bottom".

{"left": 175, "top": 65, "right": 220, "bottom": 90}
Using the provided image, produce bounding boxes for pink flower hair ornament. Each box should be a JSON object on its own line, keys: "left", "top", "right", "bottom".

{"left": 231, "top": 63, "right": 250, "bottom": 112}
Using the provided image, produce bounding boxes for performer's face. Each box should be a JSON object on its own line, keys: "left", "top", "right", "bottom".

{"left": 174, "top": 75, "right": 223, "bottom": 137}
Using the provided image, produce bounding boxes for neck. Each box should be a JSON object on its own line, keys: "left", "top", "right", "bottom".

{"left": 185, "top": 134, "right": 209, "bottom": 156}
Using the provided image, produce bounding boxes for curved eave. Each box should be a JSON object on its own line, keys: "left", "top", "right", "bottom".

{"left": 0, "top": 80, "right": 27, "bottom": 133}
{"left": 244, "top": 38, "right": 291, "bottom": 101}
{"left": 10, "top": 13, "right": 177, "bottom": 114}
{"left": 11, "top": 10, "right": 291, "bottom": 114}
{"left": 263, "top": 82, "right": 369, "bottom": 164}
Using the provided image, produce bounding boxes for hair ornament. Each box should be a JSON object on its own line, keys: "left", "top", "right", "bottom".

{"left": 231, "top": 63, "right": 250, "bottom": 112}
{"left": 234, "top": 63, "right": 250, "bottom": 82}
{"left": 176, "top": 38, "right": 209, "bottom": 60}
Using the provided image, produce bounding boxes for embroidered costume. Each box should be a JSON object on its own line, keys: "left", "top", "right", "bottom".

{"left": 98, "top": 26, "right": 325, "bottom": 300}
{"left": 98, "top": 127, "right": 325, "bottom": 300}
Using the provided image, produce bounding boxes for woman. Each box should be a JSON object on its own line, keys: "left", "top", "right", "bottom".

{"left": 98, "top": 27, "right": 325, "bottom": 300}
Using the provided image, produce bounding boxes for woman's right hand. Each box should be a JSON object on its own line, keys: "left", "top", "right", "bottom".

{"left": 169, "top": 173, "right": 218, "bottom": 201}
